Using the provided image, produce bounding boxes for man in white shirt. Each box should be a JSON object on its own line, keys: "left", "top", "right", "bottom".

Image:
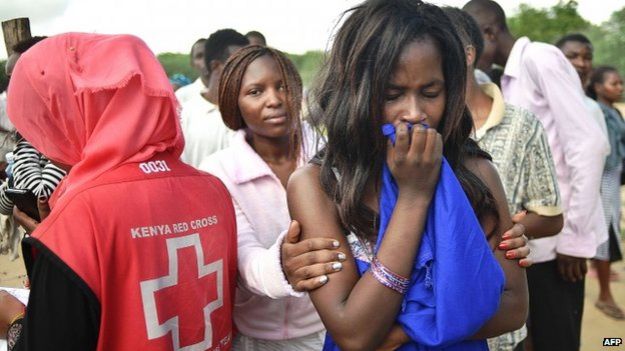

{"left": 176, "top": 38, "right": 208, "bottom": 105}
{"left": 179, "top": 29, "right": 249, "bottom": 168}
{"left": 180, "top": 91, "right": 232, "bottom": 168}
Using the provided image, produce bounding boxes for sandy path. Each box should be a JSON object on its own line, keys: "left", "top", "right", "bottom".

{"left": 581, "top": 257, "right": 625, "bottom": 351}
{"left": 0, "top": 248, "right": 26, "bottom": 288}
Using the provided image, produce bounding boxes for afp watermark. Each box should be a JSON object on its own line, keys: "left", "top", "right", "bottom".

{"left": 604, "top": 338, "right": 623, "bottom": 347}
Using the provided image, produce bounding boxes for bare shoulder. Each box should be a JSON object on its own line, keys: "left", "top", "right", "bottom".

{"left": 463, "top": 156, "right": 512, "bottom": 237}
{"left": 463, "top": 156, "right": 502, "bottom": 190}
{"left": 287, "top": 163, "right": 325, "bottom": 202}
{"left": 287, "top": 163, "right": 342, "bottom": 240}
{"left": 289, "top": 163, "right": 321, "bottom": 187}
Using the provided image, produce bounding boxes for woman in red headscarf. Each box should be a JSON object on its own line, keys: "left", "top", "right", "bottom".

{"left": 0, "top": 33, "right": 238, "bottom": 351}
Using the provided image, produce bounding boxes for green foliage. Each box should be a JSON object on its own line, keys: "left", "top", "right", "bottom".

{"left": 156, "top": 50, "right": 325, "bottom": 88}
{"left": 156, "top": 3, "right": 625, "bottom": 91}
{"left": 286, "top": 51, "right": 325, "bottom": 88}
{"left": 508, "top": 1, "right": 590, "bottom": 43}
{"left": 586, "top": 7, "right": 625, "bottom": 76}
{"left": 509, "top": 2, "right": 625, "bottom": 78}
{"left": 157, "top": 53, "right": 199, "bottom": 81}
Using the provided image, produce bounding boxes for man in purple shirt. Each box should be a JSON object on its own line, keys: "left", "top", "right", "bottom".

{"left": 464, "top": 1, "right": 609, "bottom": 350}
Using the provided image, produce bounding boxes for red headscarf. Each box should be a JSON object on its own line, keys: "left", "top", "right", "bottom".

{"left": 7, "top": 33, "right": 184, "bottom": 205}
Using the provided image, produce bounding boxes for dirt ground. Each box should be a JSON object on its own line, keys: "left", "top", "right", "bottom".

{"left": 0, "top": 248, "right": 26, "bottom": 288}
{"left": 1, "top": 242, "right": 624, "bottom": 350}
{"left": 581, "top": 256, "right": 625, "bottom": 351}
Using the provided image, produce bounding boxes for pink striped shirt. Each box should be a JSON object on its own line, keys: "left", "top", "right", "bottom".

{"left": 200, "top": 126, "right": 324, "bottom": 340}
{"left": 501, "top": 37, "right": 609, "bottom": 262}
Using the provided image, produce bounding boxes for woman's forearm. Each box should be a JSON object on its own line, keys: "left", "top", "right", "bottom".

{"left": 471, "top": 249, "right": 528, "bottom": 339}
{"left": 315, "top": 196, "right": 430, "bottom": 351}
{"left": 376, "top": 324, "right": 411, "bottom": 350}
{"left": 471, "top": 288, "right": 528, "bottom": 339}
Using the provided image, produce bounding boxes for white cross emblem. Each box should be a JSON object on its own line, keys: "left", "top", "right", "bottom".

{"left": 140, "top": 233, "right": 223, "bottom": 351}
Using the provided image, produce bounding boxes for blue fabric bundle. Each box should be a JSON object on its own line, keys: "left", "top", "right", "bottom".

{"left": 323, "top": 124, "right": 505, "bottom": 351}
{"left": 169, "top": 73, "right": 192, "bottom": 87}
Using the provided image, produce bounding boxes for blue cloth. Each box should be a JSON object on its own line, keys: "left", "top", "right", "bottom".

{"left": 323, "top": 124, "right": 505, "bottom": 351}
{"left": 169, "top": 73, "right": 192, "bottom": 87}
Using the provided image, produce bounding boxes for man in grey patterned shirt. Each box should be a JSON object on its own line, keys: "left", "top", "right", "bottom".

{"left": 444, "top": 7, "right": 564, "bottom": 351}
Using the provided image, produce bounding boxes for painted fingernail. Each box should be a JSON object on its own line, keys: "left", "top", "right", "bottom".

{"left": 319, "top": 275, "right": 328, "bottom": 284}
{"left": 332, "top": 262, "right": 342, "bottom": 271}
{"left": 338, "top": 252, "right": 346, "bottom": 261}
{"left": 332, "top": 240, "right": 340, "bottom": 248}
{"left": 506, "top": 251, "right": 515, "bottom": 259}
{"left": 498, "top": 242, "right": 509, "bottom": 250}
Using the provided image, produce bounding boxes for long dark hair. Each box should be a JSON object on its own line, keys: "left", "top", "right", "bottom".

{"left": 219, "top": 45, "right": 304, "bottom": 160}
{"left": 587, "top": 65, "right": 618, "bottom": 101}
{"left": 309, "top": 0, "right": 497, "bottom": 237}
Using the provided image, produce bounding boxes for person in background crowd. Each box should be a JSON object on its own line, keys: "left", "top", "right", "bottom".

{"left": 0, "top": 60, "right": 14, "bottom": 180}
{"left": 445, "top": 7, "right": 564, "bottom": 351}
{"left": 175, "top": 38, "right": 208, "bottom": 105}
{"left": 0, "top": 62, "right": 12, "bottom": 139}
{"left": 586, "top": 65, "right": 625, "bottom": 320}
{"left": 169, "top": 73, "right": 192, "bottom": 91}
{"left": 289, "top": 0, "right": 529, "bottom": 349}
{"left": 555, "top": 34, "right": 609, "bottom": 140}
{"left": 0, "top": 134, "right": 66, "bottom": 219}
{"left": 0, "top": 72, "right": 7, "bottom": 95}
{"left": 555, "top": 34, "right": 593, "bottom": 86}
{"left": 556, "top": 34, "right": 623, "bottom": 321}
{"left": 180, "top": 29, "right": 248, "bottom": 168}
{"left": 0, "top": 58, "right": 15, "bottom": 258}
{"left": 246, "top": 31, "right": 267, "bottom": 46}
{"left": 201, "top": 44, "right": 331, "bottom": 350}
{"left": 0, "top": 33, "right": 239, "bottom": 351}
{"left": 1, "top": 38, "right": 49, "bottom": 179}
{"left": 474, "top": 68, "right": 492, "bottom": 85}
{"left": 615, "top": 103, "right": 625, "bottom": 118}
{"left": 481, "top": 66, "right": 504, "bottom": 88}
{"left": 464, "top": 1, "right": 610, "bottom": 350}
{"left": 0, "top": 37, "right": 66, "bottom": 263}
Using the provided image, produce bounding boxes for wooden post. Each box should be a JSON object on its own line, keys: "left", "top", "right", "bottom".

{"left": 2, "top": 18, "right": 31, "bottom": 56}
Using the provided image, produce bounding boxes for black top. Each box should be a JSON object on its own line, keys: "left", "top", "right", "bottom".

{"left": 11, "top": 237, "right": 100, "bottom": 351}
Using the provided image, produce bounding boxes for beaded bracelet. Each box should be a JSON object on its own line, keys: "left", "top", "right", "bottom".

{"left": 370, "top": 257, "right": 410, "bottom": 294}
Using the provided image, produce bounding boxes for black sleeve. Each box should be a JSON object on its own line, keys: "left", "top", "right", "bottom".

{"left": 13, "top": 240, "right": 100, "bottom": 351}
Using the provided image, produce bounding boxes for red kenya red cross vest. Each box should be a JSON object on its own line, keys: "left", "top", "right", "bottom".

{"left": 29, "top": 153, "right": 237, "bottom": 351}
